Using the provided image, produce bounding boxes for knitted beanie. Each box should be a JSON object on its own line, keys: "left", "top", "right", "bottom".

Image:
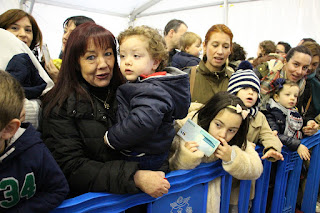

{"left": 227, "top": 69, "right": 260, "bottom": 96}
{"left": 227, "top": 66, "right": 261, "bottom": 114}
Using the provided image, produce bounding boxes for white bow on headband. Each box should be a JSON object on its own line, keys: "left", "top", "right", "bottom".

{"left": 227, "top": 104, "right": 249, "bottom": 119}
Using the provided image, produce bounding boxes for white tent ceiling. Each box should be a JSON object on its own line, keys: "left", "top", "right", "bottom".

{"left": 1, "top": 0, "right": 320, "bottom": 59}
{"left": 26, "top": 0, "right": 257, "bottom": 19}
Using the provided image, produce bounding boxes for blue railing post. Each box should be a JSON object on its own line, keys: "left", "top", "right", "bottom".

{"left": 271, "top": 148, "right": 292, "bottom": 212}
{"left": 301, "top": 131, "right": 320, "bottom": 213}
{"left": 238, "top": 180, "right": 252, "bottom": 213}
{"left": 251, "top": 158, "right": 271, "bottom": 213}
{"left": 220, "top": 174, "right": 233, "bottom": 213}
{"left": 282, "top": 151, "right": 303, "bottom": 213}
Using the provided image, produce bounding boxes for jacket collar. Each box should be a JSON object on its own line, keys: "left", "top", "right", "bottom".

{"left": 198, "top": 60, "right": 233, "bottom": 80}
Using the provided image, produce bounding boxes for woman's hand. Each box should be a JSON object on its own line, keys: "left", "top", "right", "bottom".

{"left": 134, "top": 170, "right": 170, "bottom": 198}
{"left": 302, "top": 120, "right": 319, "bottom": 136}
{"left": 45, "top": 60, "right": 59, "bottom": 83}
{"left": 214, "top": 138, "right": 232, "bottom": 162}
{"left": 297, "top": 144, "right": 310, "bottom": 161}
{"left": 261, "top": 148, "right": 284, "bottom": 161}
{"left": 184, "top": 141, "right": 199, "bottom": 152}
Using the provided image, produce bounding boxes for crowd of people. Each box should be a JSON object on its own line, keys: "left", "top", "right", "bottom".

{"left": 0, "top": 8, "right": 319, "bottom": 213}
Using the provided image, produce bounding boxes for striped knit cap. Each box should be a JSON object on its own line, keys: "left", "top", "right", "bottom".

{"left": 227, "top": 68, "right": 261, "bottom": 112}
{"left": 227, "top": 69, "right": 260, "bottom": 95}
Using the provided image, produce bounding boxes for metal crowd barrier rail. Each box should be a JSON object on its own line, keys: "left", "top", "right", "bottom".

{"left": 52, "top": 131, "right": 320, "bottom": 213}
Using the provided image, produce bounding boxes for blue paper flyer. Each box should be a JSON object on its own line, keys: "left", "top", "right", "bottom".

{"left": 177, "top": 119, "right": 221, "bottom": 157}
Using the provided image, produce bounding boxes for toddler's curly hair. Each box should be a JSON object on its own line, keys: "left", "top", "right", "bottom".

{"left": 118, "top": 25, "right": 168, "bottom": 72}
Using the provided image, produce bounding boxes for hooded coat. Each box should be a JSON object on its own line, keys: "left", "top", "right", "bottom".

{"left": 106, "top": 67, "right": 191, "bottom": 155}
{"left": 171, "top": 51, "right": 200, "bottom": 69}
{"left": 0, "top": 123, "right": 68, "bottom": 212}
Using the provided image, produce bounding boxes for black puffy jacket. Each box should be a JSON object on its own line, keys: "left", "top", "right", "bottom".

{"left": 41, "top": 90, "right": 140, "bottom": 196}
{"left": 264, "top": 104, "right": 301, "bottom": 151}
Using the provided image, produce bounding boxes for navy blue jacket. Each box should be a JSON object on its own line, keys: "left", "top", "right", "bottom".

{"left": 264, "top": 104, "right": 301, "bottom": 151}
{"left": 6, "top": 53, "right": 47, "bottom": 99}
{"left": 0, "top": 123, "right": 68, "bottom": 212}
{"left": 107, "top": 67, "right": 191, "bottom": 155}
{"left": 171, "top": 51, "right": 200, "bottom": 70}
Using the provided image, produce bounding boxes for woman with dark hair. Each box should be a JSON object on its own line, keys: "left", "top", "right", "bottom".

{"left": 45, "top": 15, "right": 95, "bottom": 82}
{"left": 61, "top": 16, "right": 95, "bottom": 55}
{"left": 275, "top": 41, "right": 291, "bottom": 57}
{"left": 256, "top": 45, "right": 319, "bottom": 135}
{"left": 41, "top": 22, "right": 170, "bottom": 198}
{"left": 169, "top": 92, "right": 263, "bottom": 212}
{"left": 257, "top": 46, "right": 311, "bottom": 106}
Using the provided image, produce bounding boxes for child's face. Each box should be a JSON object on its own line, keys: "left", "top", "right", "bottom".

{"left": 119, "top": 35, "right": 160, "bottom": 82}
{"left": 236, "top": 87, "right": 258, "bottom": 108}
{"left": 186, "top": 39, "right": 202, "bottom": 57}
{"left": 208, "top": 108, "right": 242, "bottom": 143}
{"left": 274, "top": 84, "right": 299, "bottom": 109}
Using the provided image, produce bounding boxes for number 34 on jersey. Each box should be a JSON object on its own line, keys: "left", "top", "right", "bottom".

{"left": 0, "top": 172, "right": 36, "bottom": 208}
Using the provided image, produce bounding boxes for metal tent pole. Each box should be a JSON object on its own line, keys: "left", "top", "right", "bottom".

{"left": 224, "top": 0, "right": 229, "bottom": 26}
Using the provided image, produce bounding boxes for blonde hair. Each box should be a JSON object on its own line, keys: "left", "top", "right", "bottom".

{"left": 180, "top": 32, "right": 202, "bottom": 52}
{"left": 0, "top": 70, "right": 25, "bottom": 130}
{"left": 118, "top": 25, "right": 168, "bottom": 72}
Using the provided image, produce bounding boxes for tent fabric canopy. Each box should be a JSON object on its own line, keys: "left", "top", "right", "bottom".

{"left": 1, "top": 0, "right": 319, "bottom": 59}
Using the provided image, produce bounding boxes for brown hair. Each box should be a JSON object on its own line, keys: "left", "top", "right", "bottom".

{"left": 258, "top": 40, "right": 276, "bottom": 57}
{"left": 118, "top": 25, "right": 168, "bottom": 72}
{"left": 0, "top": 70, "right": 25, "bottom": 130}
{"left": 301, "top": 41, "right": 320, "bottom": 57}
{"left": 0, "top": 9, "right": 43, "bottom": 50}
{"left": 179, "top": 32, "right": 202, "bottom": 52}
{"left": 163, "top": 19, "right": 187, "bottom": 36}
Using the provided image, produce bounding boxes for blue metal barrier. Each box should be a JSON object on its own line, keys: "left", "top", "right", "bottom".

{"left": 301, "top": 131, "right": 320, "bottom": 213}
{"left": 52, "top": 131, "right": 320, "bottom": 213}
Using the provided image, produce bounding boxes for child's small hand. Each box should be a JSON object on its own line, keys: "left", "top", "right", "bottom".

{"left": 261, "top": 148, "right": 284, "bottom": 161}
{"left": 297, "top": 144, "right": 310, "bottom": 161}
{"left": 184, "top": 141, "right": 199, "bottom": 152}
{"left": 214, "top": 138, "right": 232, "bottom": 162}
{"left": 272, "top": 130, "right": 278, "bottom": 136}
{"left": 302, "top": 120, "right": 319, "bottom": 136}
